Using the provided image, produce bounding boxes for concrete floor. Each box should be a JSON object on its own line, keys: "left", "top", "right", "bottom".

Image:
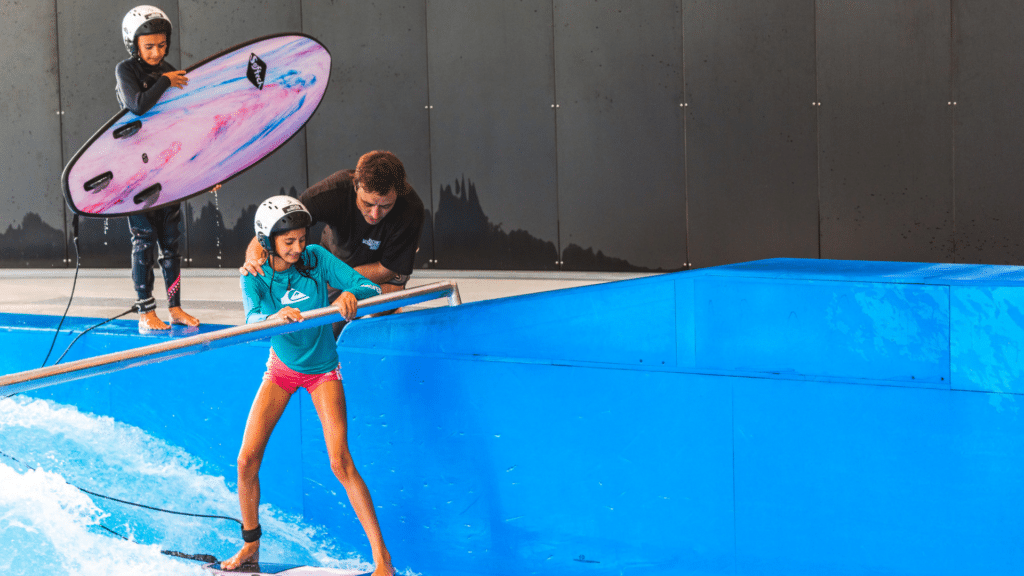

{"left": 0, "top": 268, "right": 652, "bottom": 326}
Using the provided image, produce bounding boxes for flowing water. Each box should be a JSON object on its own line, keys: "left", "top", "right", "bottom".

{"left": 0, "top": 394, "right": 385, "bottom": 576}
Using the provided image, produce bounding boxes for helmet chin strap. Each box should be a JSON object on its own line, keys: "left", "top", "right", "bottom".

{"left": 266, "top": 246, "right": 293, "bottom": 272}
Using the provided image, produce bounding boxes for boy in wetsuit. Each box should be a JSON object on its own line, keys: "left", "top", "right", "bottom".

{"left": 116, "top": 5, "right": 199, "bottom": 331}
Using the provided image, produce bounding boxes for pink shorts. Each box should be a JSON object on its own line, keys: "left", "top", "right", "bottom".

{"left": 264, "top": 349, "right": 341, "bottom": 394}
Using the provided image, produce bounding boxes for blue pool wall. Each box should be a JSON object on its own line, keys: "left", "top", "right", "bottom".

{"left": 3, "top": 257, "right": 1023, "bottom": 576}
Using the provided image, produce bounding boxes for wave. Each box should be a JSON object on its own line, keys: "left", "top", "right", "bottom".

{"left": 0, "top": 395, "right": 376, "bottom": 575}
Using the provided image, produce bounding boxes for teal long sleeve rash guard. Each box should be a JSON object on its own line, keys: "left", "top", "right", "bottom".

{"left": 241, "top": 244, "right": 381, "bottom": 374}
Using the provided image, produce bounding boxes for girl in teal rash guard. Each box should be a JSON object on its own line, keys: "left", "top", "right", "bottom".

{"left": 225, "top": 196, "right": 394, "bottom": 575}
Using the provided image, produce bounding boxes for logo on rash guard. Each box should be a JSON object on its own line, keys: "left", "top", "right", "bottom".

{"left": 280, "top": 288, "right": 310, "bottom": 305}
{"left": 362, "top": 238, "right": 381, "bottom": 250}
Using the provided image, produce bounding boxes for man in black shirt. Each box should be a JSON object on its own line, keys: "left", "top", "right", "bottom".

{"left": 242, "top": 150, "right": 425, "bottom": 332}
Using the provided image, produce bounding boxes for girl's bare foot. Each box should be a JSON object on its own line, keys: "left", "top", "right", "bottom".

{"left": 139, "top": 310, "right": 170, "bottom": 331}
{"left": 220, "top": 541, "right": 259, "bottom": 571}
{"left": 169, "top": 306, "right": 200, "bottom": 326}
{"left": 372, "top": 551, "right": 395, "bottom": 576}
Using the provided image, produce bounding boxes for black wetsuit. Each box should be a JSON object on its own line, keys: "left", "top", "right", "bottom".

{"left": 115, "top": 56, "right": 182, "bottom": 312}
{"left": 115, "top": 57, "right": 175, "bottom": 116}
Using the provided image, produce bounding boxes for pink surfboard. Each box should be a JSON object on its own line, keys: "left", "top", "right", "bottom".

{"left": 62, "top": 34, "right": 331, "bottom": 216}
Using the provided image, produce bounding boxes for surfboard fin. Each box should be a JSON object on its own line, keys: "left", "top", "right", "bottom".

{"left": 84, "top": 172, "right": 113, "bottom": 192}
{"left": 133, "top": 184, "right": 162, "bottom": 207}
{"left": 113, "top": 120, "right": 143, "bottom": 139}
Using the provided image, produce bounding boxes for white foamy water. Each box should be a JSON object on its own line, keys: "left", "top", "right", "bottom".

{"left": 0, "top": 395, "right": 377, "bottom": 576}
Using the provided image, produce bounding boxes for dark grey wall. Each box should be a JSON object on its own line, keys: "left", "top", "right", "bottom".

{"left": 685, "top": 1, "right": 818, "bottom": 269}
{"left": 554, "top": 0, "right": 687, "bottom": 271}
{"left": 953, "top": 0, "right": 1024, "bottom": 264}
{"left": 428, "top": 0, "right": 559, "bottom": 270}
{"left": 817, "top": 1, "right": 954, "bottom": 263}
{"left": 179, "top": 0, "right": 306, "bottom": 268}
{"left": 2, "top": 1, "right": 1024, "bottom": 271}
{"left": 302, "top": 0, "right": 433, "bottom": 268}
{"left": 0, "top": 0, "right": 66, "bottom": 266}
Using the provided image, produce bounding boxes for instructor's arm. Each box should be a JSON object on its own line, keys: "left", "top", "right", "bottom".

{"left": 352, "top": 262, "right": 398, "bottom": 286}
{"left": 239, "top": 236, "right": 267, "bottom": 276}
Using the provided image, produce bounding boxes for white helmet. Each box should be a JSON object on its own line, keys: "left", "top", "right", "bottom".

{"left": 122, "top": 6, "right": 173, "bottom": 56}
{"left": 254, "top": 196, "right": 312, "bottom": 253}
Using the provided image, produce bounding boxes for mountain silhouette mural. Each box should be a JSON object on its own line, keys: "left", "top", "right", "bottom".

{"left": 1, "top": 180, "right": 665, "bottom": 272}
{"left": 433, "top": 176, "right": 661, "bottom": 272}
{"left": 434, "top": 177, "right": 558, "bottom": 270}
{"left": 0, "top": 213, "right": 65, "bottom": 267}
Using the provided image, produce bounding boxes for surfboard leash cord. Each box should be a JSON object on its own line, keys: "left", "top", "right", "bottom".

{"left": 1, "top": 222, "right": 224, "bottom": 564}
{"left": 49, "top": 305, "right": 139, "bottom": 366}
{"left": 5, "top": 304, "right": 140, "bottom": 400}
{"left": 0, "top": 447, "right": 234, "bottom": 563}
{"left": 39, "top": 214, "right": 81, "bottom": 368}
{"left": 5, "top": 215, "right": 141, "bottom": 400}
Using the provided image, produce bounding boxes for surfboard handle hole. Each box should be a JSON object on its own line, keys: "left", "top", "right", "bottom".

{"left": 113, "top": 121, "right": 142, "bottom": 139}
{"left": 134, "top": 184, "right": 162, "bottom": 205}
{"left": 84, "top": 172, "right": 113, "bottom": 192}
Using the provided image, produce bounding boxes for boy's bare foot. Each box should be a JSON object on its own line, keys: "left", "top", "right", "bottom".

{"left": 169, "top": 306, "right": 200, "bottom": 326}
{"left": 220, "top": 541, "right": 259, "bottom": 571}
{"left": 139, "top": 310, "right": 170, "bottom": 331}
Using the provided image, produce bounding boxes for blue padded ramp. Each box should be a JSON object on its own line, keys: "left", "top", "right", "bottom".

{"left": 4, "top": 258, "right": 1024, "bottom": 575}
{"left": 329, "top": 258, "right": 1024, "bottom": 575}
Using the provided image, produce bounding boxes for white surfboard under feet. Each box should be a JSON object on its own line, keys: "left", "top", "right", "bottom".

{"left": 203, "top": 561, "right": 370, "bottom": 575}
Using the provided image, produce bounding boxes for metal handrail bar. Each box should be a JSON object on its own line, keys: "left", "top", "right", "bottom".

{"left": 0, "top": 281, "right": 461, "bottom": 396}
